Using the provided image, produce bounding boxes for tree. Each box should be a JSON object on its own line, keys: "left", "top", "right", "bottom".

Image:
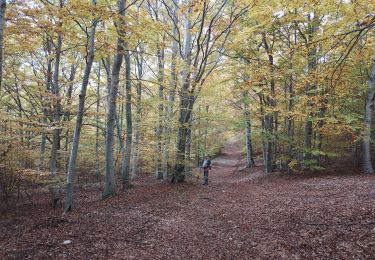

{"left": 363, "top": 57, "right": 375, "bottom": 174}
{"left": 65, "top": 0, "right": 99, "bottom": 212}
{"left": 49, "top": 0, "right": 64, "bottom": 175}
{"left": 120, "top": 46, "right": 132, "bottom": 189}
{"left": 103, "top": 0, "right": 127, "bottom": 198}
{"left": 172, "top": 0, "right": 247, "bottom": 182}
{"left": 161, "top": 0, "right": 179, "bottom": 180}
{"left": 0, "top": 0, "right": 6, "bottom": 89}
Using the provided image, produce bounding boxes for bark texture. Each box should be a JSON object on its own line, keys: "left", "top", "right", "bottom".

{"left": 363, "top": 57, "right": 375, "bottom": 174}
{"left": 65, "top": 10, "right": 98, "bottom": 212}
{"left": 103, "top": 0, "right": 126, "bottom": 198}
{"left": 120, "top": 48, "right": 132, "bottom": 189}
{"left": 49, "top": 0, "right": 64, "bottom": 175}
{"left": 0, "top": 0, "right": 6, "bottom": 90}
{"left": 172, "top": 0, "right": 192, "bottom": 183}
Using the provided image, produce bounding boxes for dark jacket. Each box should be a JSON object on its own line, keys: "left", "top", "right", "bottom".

{"left": 202, "top": 159, "right": 211, "bottom": 170}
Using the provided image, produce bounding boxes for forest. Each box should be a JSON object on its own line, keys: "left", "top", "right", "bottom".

{"left": 1, "top": 0, "right": 375, "bottom": 258}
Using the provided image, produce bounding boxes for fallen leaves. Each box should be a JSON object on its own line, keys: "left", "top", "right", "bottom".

{"left": 1, "top": 141, "right": 375, "bottom": 258}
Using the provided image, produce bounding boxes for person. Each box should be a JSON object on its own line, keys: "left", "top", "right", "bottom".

{"left": 201, "top": 155, "right": 212, "bottom": 186}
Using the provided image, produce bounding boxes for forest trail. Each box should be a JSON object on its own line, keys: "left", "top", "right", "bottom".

{"left": 209, "top": 138, "right": 261, "bottom": 184}
{"left": 210, "top": 139, "right": 247, "bottom": 181}
{"left": 2, "top": 140, "right": 375, "bottom": 259}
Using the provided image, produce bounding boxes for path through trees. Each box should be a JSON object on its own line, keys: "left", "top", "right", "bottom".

{"left": 2, "top": 140, "right": 375, "bottom": 259}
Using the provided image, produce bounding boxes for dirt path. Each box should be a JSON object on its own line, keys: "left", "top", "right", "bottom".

{"left": 209, "top": 139, "right": 261, "bottom": 184}
{"left": 2, "top": 140, "right": 375, "bottom": 259}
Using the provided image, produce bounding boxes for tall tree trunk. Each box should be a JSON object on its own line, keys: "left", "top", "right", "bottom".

{"left": 203, "top": 105, "right": 209, "bottom": 155}
{"left": 39, "top": 39, "right": 53, "bottom": 172}
{"left": 262, "top": 33, "right": 275, "bottom": 173}
{"left": 162, "top": 0, "right": 179, "bottom": 180}
{"left": 0, "top": 0, "right": 6, "bottom": 90}
{"left": 65, "top": 10, "right": 97, "bottom": 212}
{"left": 303, "top": 14, "right": 319, "bottom": 163}
{"left": 315, "top": 97, "right": 327, "bottom": 166}
{"left": 286, "top": 116, "right": 294, "bottom": 173}
{"left": 243, "top": 91, "right": 254, "bottom": 167}
{"left": 286, "top": 59, "right": 295, "bottom": 174}
{"left": 172, "top": 0, "right": 192, "bottom": 183}
{"left": 131, "top": 49, "right": 142, "bottom": 179}
{"left": 259, "top": 95, "right": 272, "bottom": 173}
{"left": 103, "top": 57, "right": 123, "bottom": 152}
{"left": 363, "top": 58, "right": 375, "bottom": 174}
{"left": 155, "top": 44, "right": 165, "bottom": 180}
{"left": 195, "top": 106, "right": 202, "bottom": 167}
{"left": 103, "top": 0, "right": 126, "bottom": 198}
{"left": 63, "top": 63, "right": 77, "bottom": 172}
{"left": 286, "top": 11, "right": 297, "bottom": 173}
{"left": 47, "top": 0, "right": 64, "bottom": 208}
{"left": 120, "top": 47, "right": 132, "bottom": 189}
{"left": 50, "top": 0, "right": 64, "bottom": 175}
{"left": 95, "top": 64, "right": 101, "bottom": 181}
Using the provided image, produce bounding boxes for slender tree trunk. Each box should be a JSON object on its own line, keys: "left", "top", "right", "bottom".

{"left": 63, "top": 63, "right": 77, "bottom": 172}
{"left": 119, "top": 78, "right": 124, "bottom": 144}
{"left": 363, "top": 58, "right": 375, "bottom": 174}
{"left": 131, "top": 47, "right": 143, "bottom": 179}
{"left": 243, "top": 91, "right": 254, "bottom": 167}
{"left": 47, "top": 0, "right": 64, "bottom": 208}
{"left": 95, "top": 64, "right": 101, "bottom": 181}
{"left": 120, "top": 47, "right": 132, "bottom": 189}
{"left": 262, "top": 33, "right": 275, "bottom": 173}
{"left": 131, "top": 126, "right": 140, "bottom": 178}
{"left": 264, "top": 114, "right": 273, "bottom": 173}
{"left": 39, "top": 130, "right": 47, "bottom": 171}
{"left": 203, "top": 105, "right": 209, "bottom": 155}
{"left": 50, "top": 0, "right": 64, "bottom": 175}
{"left": 315, "top": 100, "right": 326, "bottom": 166}
{"left": 65, "top": 11, "right": 97, "bottom": 212}
{"left": 285, "top": 11, "right": 297, "bottom": 173}
{"left": 260, "top": 96, "right": 273, "bottom": 173}
{"left": 195, "top": 106, "right": 202, "bottom": 167}
{"left": 103, "top": 0, "right": 126, "bottom": 198}
{"left": 155, "top": 44, "right": 165, "bottom": 180}
{"left": 162, "top": 0, "right": 179, "bottom": 180}
{"left": 259, "top": 95, "right": 272, "bottom": 173}
{"left": 303, "top": 119, "right": 313, "bottom": 160}
{"left": 303, "top": 14, "right": 319, "bottom": 163}
{"left": 39, "top": 43, "right": 53, "bottom": 172}
{"left": 273, "top": 111, "right": 278, "bottom": 170}
{"left": 286, "top": 115, "right": 294, "bottom": 173}
{"left": 286, "top": 61, "right": 294, "bottom": 174}
{"left": 0, "top": 0, "right": 6, "bottom": 90}
{"left": 115, "top": 73, "right": 124, "bottom": 164}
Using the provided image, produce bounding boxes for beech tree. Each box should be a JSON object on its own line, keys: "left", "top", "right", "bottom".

{"left": 65, "top": 0, "right": 98, "bottom": 212}
{"left": 103, "top": 0, "right": 127, "bottom": 198}
{"left": 171, "top": 0, "right": 248, "bottom": 182}
{"left": 0, "top": 0, "right": 6, "bottom": 89}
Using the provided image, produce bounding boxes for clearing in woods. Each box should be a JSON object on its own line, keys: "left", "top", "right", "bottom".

{"left": 1, "top": 140, "right": 375, "bottom": 259}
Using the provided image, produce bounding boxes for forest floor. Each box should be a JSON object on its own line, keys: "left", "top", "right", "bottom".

{"left": 2, "top": 140, "right": 375, "bottom": 259}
